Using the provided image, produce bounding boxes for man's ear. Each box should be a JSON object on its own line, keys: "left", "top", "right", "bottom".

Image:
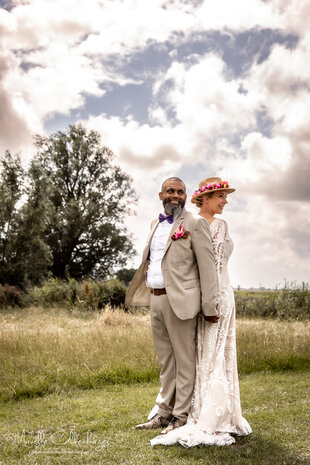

{"left": 159, "top": 192, "right": 163, "bottom": 200}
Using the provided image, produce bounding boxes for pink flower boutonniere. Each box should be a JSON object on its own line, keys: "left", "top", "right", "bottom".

{"left": 171, "top": 224, "right": 190, "bottom": 241}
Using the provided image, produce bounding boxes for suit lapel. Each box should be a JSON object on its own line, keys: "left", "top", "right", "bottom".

{"left": 162, "top": 208, "right": 187, "bottom": 257}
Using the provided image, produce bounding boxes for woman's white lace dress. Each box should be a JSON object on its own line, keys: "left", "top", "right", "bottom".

{"left": 151, "top": 218, "right": 252, "bottom": 447}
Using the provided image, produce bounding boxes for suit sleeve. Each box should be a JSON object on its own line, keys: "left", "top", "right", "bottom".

{"left": 191, "top": 217, "right": 220, "bottom": 316}
{"left": 125, "top": 219, "right": 157, "bottom": 307}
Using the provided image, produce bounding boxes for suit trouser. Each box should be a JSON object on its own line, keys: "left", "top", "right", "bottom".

{"left": 150, "top": 293, "right": 197, "bottom": 423}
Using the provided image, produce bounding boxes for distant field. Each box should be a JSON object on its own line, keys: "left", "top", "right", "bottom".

{"left": 234, "top": 283, "right": 310, "bottom": 319}
{"left": 1, "top": 279, "right": 309, "bottom": 320}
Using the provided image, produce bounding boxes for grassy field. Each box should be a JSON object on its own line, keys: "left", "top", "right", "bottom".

{"left": 0, "top": 307, "right": 309, "bottom": 402}
{"left": 0, "top": 307, "right": 309, "bottom": 464}
{"left": 0, "top": 373, "right": 309, "bottom": 464}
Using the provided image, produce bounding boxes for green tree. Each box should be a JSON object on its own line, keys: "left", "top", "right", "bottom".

{"left": 0, "top": 152, "right": 52, "bottom": 287}
{"left": 116, "top": 268, "right": 137, "bottom": 286}
{"left": 32, "top": 124, "right": 136, "bottom": 279}
{"left": 0, "top": 152, "right": 25, "bottom": 286}
{"left": 17, "top": 160, "right": 52, "bottom": 285}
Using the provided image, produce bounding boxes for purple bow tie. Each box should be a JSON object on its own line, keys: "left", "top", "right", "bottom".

{"left": 159, "top": 213, "right": 174, "bottom": 224}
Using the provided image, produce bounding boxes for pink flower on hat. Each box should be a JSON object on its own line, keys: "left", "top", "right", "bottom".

{"left": 190, "top": 178, "right": 234, "bottom": 203}
{"left": 191, "top": 190, "right": 200, "bottom": 197}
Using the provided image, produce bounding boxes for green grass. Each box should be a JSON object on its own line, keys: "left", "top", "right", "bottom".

{"left": 0, "top": 372, "right": 309, "bottom": 464}
{"left": 0, "top": 307, "right": 309, "bottom": 402}
{"left": 0, "top": 307, "right": 309, "bottom": 463}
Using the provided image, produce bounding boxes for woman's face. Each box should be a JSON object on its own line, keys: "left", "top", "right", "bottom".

{"left": 202, "top": 191, "right": 228, "bottom": 215}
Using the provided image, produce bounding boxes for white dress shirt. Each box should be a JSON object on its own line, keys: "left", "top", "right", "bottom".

{"left": 146, "top": 215, "right": 177, "bottom": 289}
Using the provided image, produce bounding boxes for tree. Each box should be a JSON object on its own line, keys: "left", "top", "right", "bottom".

{"left": 31, "top": 124, "right": 136, "bottom": 279}
{"left": 16, "top": 160, "right": 52, "bottom": 285}
{"left": 0, "top": 152, "right": 25, "bottom": 286}
{"left": 0, "top": 152, "right": 52, "bottom": 287}
{"left": 116, "top": 268, "right": 137, "bottom": 286}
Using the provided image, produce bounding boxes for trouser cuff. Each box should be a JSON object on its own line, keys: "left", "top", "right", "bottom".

{"left": 157, "top": 407, "right": 173, "bottom": 420}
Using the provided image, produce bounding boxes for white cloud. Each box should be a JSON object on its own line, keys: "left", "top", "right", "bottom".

{"left": 242, "top": 34, "right": 310, "bottom": 202}
{"left": 214, "top": 132, "right": 292, "bottom": 185}
{"left": 0, "top": 0, "right": 309, "bottom": 285}
{"left": 155, "top": 54, "right": 258, "bottom": 137}
{"left": 226, "top": 195, "right": 310, "bottom": 288}
{"left": 271, "top": 0, "right": 310, "bottom": 36}
{"left": 196, "top": 0, "right": 277, "bottom": 31}
{"left": 247, "top": 34, "right": 310, "bottom": 132}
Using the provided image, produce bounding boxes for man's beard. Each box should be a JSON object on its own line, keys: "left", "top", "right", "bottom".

{"left": 163, "top": 200, "right": 185, "bottom": 216}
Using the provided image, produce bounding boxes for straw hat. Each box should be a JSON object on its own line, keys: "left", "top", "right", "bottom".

{"left": 191, "top": 177, "right": 235, "bottom": 204}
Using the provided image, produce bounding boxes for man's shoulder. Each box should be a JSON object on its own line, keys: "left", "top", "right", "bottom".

{"left": 183, "top": 209, "right": 205, "bottom": 226}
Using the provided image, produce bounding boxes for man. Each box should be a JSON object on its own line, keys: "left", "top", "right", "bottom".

{"left": 126, "top": 177, "right": 219, "bottom": 434}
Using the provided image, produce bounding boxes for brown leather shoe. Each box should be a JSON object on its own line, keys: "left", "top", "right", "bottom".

{"left": 161, "top": 416, "right": 186, "bottom": 434}
{"left": 135, "top": 413, "right": 171, "bottom": 430}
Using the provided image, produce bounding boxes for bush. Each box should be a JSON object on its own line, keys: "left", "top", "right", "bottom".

{"left": 235, "top": 282, "right": 310, "bottom": 320}
{"left": 0, "top": 284, "right": 22, "bottom": 307}
{"left": 29, "top": 277, "right": 78, "bottom": 307}
{"left": 2, "top": 278, "right": 310, "bottom": 319}
{"left": 97, "top": 279, "right": 127, "bottom": 308}
{"left": 27, "top": 277, "right": 127, "bottom": 310}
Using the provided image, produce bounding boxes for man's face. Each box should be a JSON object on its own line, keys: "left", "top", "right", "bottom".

{"left": 159, "top": 180, "right": 187, "bottom": 215}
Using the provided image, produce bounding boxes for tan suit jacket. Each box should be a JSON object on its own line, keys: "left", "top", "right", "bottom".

{"left": 126, "top": 208, "right": 219, "bottom": 319}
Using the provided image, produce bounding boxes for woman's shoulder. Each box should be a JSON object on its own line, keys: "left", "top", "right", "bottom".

{"left": 210, "top": 217, "right": 229, "bottom": 234}
{"left": 210, "top": 217, "right": 228, "bottom": 227}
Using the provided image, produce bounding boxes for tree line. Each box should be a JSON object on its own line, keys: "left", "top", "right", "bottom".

{"left": 0, "top": 125, "right": 136, "bottom": 289}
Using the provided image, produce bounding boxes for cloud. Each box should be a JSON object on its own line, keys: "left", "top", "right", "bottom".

{"left": 84, "top": 36, "right": 310, "bottom": 285}
{"left": 0, "top": 0, "right": 309, "bottom": 285}
{"left": 196, "top": 0, "right": 277, "bottom": 31}
{"left": 0, "top": 84, "right": 32, "bottom": 155}
{"left": 0, "top": 0, "right": 308, "bottom": 152}
{"left": 77, "top": 0, "right": 196, "bottom": 56}
{"left": 235, "top": 34, "right": 310, "bottom": 202}
{"left": 153, "top": 54, "right": 258, "bottom": 137}
{"left": 0, "top": 50, "right": 33, "bottom": 155}
{"left": 271, "top": 0, "right": 310, "bottom": 36}
{"left": 223, "top": 193, "right": 310, "bottom": 288}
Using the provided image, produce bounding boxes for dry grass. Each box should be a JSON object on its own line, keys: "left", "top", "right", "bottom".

{"left": 237, "top": 318, "right": 310, "bottom": 373}
{"left": 0, "top": 307, "right": 309, "bottom": 402}
{"left": 0, "top": 306, "right": 157, "bottom": 402}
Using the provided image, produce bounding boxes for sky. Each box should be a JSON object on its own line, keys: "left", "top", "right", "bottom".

{"left": 0, "top": 0, "right": 309, "bottom": 288}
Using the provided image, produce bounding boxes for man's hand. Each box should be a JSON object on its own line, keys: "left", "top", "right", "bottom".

{"left": 203, "top": 314, "right": 220, "bottom": 323}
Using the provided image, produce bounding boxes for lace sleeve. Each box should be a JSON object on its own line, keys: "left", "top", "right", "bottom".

{"left": 211, "top": 219, "right": 227, "bottom": 277}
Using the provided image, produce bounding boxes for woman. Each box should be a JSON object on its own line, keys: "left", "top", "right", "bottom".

{"left": 151, "top": 177, "right": 252, "bottom": 447}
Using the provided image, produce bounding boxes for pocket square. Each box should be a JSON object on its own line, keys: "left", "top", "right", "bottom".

{"left": 171, "top": 224, "right": 190, "bottom": 241}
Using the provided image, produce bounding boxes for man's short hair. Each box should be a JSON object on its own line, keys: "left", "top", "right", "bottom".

{"left": 161, "top": 177, "right": 185, "bottom": 192}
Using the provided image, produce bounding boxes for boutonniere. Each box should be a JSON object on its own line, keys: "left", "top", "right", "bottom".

{"left": 171, "top": 224, "right": 190, "bottom": 241}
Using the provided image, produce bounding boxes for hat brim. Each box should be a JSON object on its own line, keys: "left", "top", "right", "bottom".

{"left": 191, "top": 187, "right": 235, "bottom": 203}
